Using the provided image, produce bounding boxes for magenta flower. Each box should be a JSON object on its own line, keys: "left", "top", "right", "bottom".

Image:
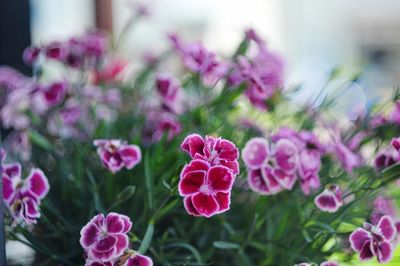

{"left": 181, "top": 134, "right": 239, "bottom": 174}
{"left": 94, "top": 139, "right": 142, "bottom": 173}
{"left": 371, "top": 196, "right": 397, "bottom": 225}
{"left": 155, "top": 74, "right": 184, "bottom": 114}
{"left": 3, "top": 162, "right": 49, "bottom": 225}
{"left": 349, "top": 215, "right": 396, "bottom": 263}
{"left": 314, "top": 185, "right": 342, "bottom": 213}
{"left": 23, "top": 46, "right": 41, "bottom": 65}
{"left": 122, "top": 251, "right": 153, "bottom": 266}
{"left": 179, "top": 160, "right": 235, "bottom": 217}
{"left": 45, "top": 42, "right": 68, "bottom": 61}
{"left": 80, "top": 212, "right": 132, "bottom": 262}
{"left": 42, "top": 81, "right": 69, "bottom": 106}
{"left": 320, "top": 262, "right": 339, "bottom": 266}
{"left": 170, "top": 35, "right": 227, "bottom": 87}
{"left": 241, "top": 137, "right": 269, "bottom": 169}
{"left": 152, "top": 113, "right": 182, "bottom": 142}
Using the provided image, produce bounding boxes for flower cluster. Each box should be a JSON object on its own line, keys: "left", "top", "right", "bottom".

{"left": 94, "top": 139, "right": 142, "bottom": 174}
{"left": 178, "top": 134, "right": 239, "bottom": 217}
{"left": 375, "top": 137, "right": 400, "bottom": 171}
{"left": 350, "top": 215, "right": 397, "bottom": 263}
{"left": 2, "top": 149, "right": 49, "bottom": 225}
{"left": 242, "top": 128, "right": 323, "bottom": 195}
{"left": 228, "top": 28, "right": 284, "bottom": 110}
{"left": 169, "top": 34, "right": 228, "bottom": 87}
{"left": 80, "top": 212, "right": 153, "bottom": 265}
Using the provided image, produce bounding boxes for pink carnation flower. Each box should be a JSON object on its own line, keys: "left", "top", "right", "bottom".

{"left": 155, "top": 74, "right": 184, "bottom": 114}
{"left": 94, "top": 139, "right": 142, "bottom": 174}
{"left": 314, "top": 185, "right": 342, "bottom": 213}
{"left": 349, "top": 215, "right": 396, "bottom": 263}
{"left": 181, "top": 134, "right": 239, "bottom": 175}
{"left": 2, "top": 153, "right": 49, "bottom": 225}
{"left": 179, "top": 160, "right": 234, "bottom": 217}
{"left": 80, "top": 213, "right": 132, "bottom": 262}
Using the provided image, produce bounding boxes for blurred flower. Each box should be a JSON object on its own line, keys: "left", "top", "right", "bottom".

{"left": 169, "top": 35, "right": 228, "bottom": 87}
{"left": 45, "top": 42, "right": 68, "bottom": 61}
{"left": 151, "top": 112, "right": 182, "bottom": 142}
{"left": 329, "top": 133, "right": 362, "bottom": 173}
{"left": 119, "top": 249, "right": 153, "bottom": 266}
{"left": 320, "top": 262, "right": 339, "bottom": 266}
{"left": 371, "top": 196, "right": 397, "bottom": 225}
{"left": 155, "top": 74, "right": 184, "bottom": 114}
{"left": 374, "top": 138, "right": 400, "bottom": 171}
{"left": 42, "top": 81, "right": 69, "bottom": 106}
{"left": 181, "top": 134, "right": 240, "bottom": 174}
{"left": 2, "top": 158, "right": 49, "bottom": 225}
{"left": 242, "top": 128, "right": 323, "bottom": 195}
{"left": 314, "top": 185, "right": 343, "bottom": 213}
{"left": 94, "top": 139, "right": 142, "bottom": 173}
{"left": 389, "top": 101, "right": 400, "bottom": 125}
{"left": 349, "top": 215, "right": 396, "bottom": 263}
{"left": 80, "top": 213, "right": 132, "bottom": 262}
{"left": 179, "top": 159, "right": 234, "bottom": 217}
{"left": 23, "top": 46, "right": 41, "bottom": 65}
{"left": 93, "top": 60, "right": 127, "bottom": 85}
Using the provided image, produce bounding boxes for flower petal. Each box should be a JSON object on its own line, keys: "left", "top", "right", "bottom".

{"left": 242, "top": 138, "right": 269, "bottom": 169}
{"left": 359, "top": 240, "right": 374, "bottom": 261}
{"left": 220, "top": 160, "right": 240, "bottom": 175}
{"left": 80, "top": 220, "right": 101, "bottom": 249}
{"left": 208, "top": 165, "right": 234, "bottom": 192}
{"left": 94, "top": 235, "right": 117, "bottom": 253}
{"left": 274, "top": 139, "right": 298, "bottom": 173}
{"left": 261, "top": 167, "right": 283, "bottom": 194}
{"left": 114, "top": 234, "right": 129, "bottom": 256}
{"left": 247, "top": 169, "right": 271, "bottom": 194}
{"left": 106, "top": 212, "right": 125, "bottom": 234}
{"left": 216, "top": 139, "right": 239, "bottom": 161}
{"left": 314, "top": 189, "right": 341, "bottom": 213}
{"left": 180, "top": 159, "right": 210, "bottom": 178}
{"left": 192, "top": 193, "right": 219, "bottom": 217}
{"left": 119, "top": 214, "right": 132, "bottom": 233}
{"left": 183, "top": 196, "right": 201, "bottom": 216}
{"left": 215, "top": 192, "right": 230, "bottom": 214}
{"left": 3, "top": 163, "right": 21, "bottom": 178}
{"left": 125, "top": 254, "right": 153, "bottom": 266}
{"left": 270, "top": 168, "right": 296, "bottom": 190}
{"left": 3, "top": 175, "right": 15, "bottom": 203}
{"left": 181, "top": 134, "right": 204, "bottom": 158}
{"left": 179, "top": 170, "right": 206, "bottom": 196}
{"left": 119, "top": 145, "right": 142, "bottom": 169}
{"left": 377, "top": 215, "right": 396, "bottom": 241}
{"left": 25, "top": 168, "right": 50, "bottom": 199}
{"left": 375, "top": 240, "right": 393, "bottom": 263}
{"left": 350, "top": 228, "right": 370, "bottom": 252}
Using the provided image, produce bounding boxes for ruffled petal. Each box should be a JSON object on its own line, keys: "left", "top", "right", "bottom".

{"left": 216, "top": 139, "right": 239, "bottom": 161}
{"left": 125, "top": 254, "right": 153, "bottom": 266}
{"left": 247, "top": 168, "right": 271, "bottom": 194}
{"left": 314, "top": 189, "right": 341, "bottom": 213}
{"left": 180, "top": 160, "right": 210, "bottom": 178}
{"left": 3, "top": 175, "right": 15, "bottom": 203}
{"left": 93, "top": 235, "right": 117, "bottom": 253}
{"left": 183, "top": 196, "right": 201, "bottom": 216}
{"left": 192, "top": 193, "right": 219, "bottom": 217}
{"left": 242, "top": 138, "right": 269, "bottom": 169}
{"left": 375, "top": 240, "right": 393, "bottom": 263}
{"left": 359, "top": 240, "right": 374, "bottom": 261}
{"left": 25, "top": 168, "right": 50, "bottom": 199}
{"left": 349, "top": 228, "right": 370, "bottom": 252}
{"left": 215, "top": 192, "right": 230, "bottom": 214}
{"left": 377, "top": 215, "right": 396, "bottom": 241}
{"left": 3, "top": 163, "right": 21, "bottom": 178}
{"left": 208, "top": 165, "right": 234, "bottom": 192}
{"left": 119, "top": 145, "right": 142, "bottom": 169}
{"left": 181, "top": 134, "right": 204, "bottom": 158}
{"left": 106, "top": 212, "right": 125, "bottom": 234}
{"left": 270, "top": 168, "right": 296, "bottom": 190}
{"left": 261, "top": 167, "right": 283, "bottom": 194}
{"left": 114, "top": 234, "right": 129, "bottom": 256}
{"left": 179, "top": 170, "right": 206, "bottom": 196}
{"left": 80, "top": 220, "right": 101, "bottom": 249}
{"left": 120, "top": 214, "right": 133, "bottom": 233}
{"left": 274, "top": 138, "right": 298, "bottom": 173}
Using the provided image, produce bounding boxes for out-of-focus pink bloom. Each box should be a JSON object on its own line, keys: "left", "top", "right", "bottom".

{"left": 80, "top": 213, "right": 132, "bottom": 262}
{"left": 391, "top": 137, "right": 400, "bottom": 156}
{"left": 0, "top": 67, "right": 27, "bottom": 90}
{"left": 23, "top": 46, "right": 41, "bottom": 65}
{"left": 152, "top": 113, "right": 182, "bottom": 142}
{"left": 169, "top": 35, "right": 228, "bottom": 87}
{"left": 179, "top": 160, "right": 235, "bottom": 217}
{"left": 241, "top": 137, "right": 269, "bottom": 169}
{"left": 370, "top": 114, "right": 387, "bottom": 128}
{"left": 374, "top": 138, "right": 400, "bottom": 171}
{"left": 332, "top": 140, "right": 362, "bottom": 173}
{"left": 155, "top": 74, "right": 184, "bottom": 114}
{"left": 84, "top": 32, "right": 108, "bottom": 58}
{"left": 390, "top": 101, "right": 400, "bottom": 125}
{"left": 181, "top": 134, "right": 240, "bottom": 174}
{"left": 45, "top": 42, "right": 68, "bottom": 61}
{"left": 314, "top": 185, "right": 343, "bottom": 213}
{"left": 349, "top": 215, "right": 396, "bottom": 263}
{"left": 228, "top": 30, "right": 284, "bottom": 111}
{"left": 320, "top": 262, "right": 339, "bottom": 266}
{"left": 93, "top": 60, "right": 127, "bottom": 85}
{"left": 42, "top": 81, "right": 69, "bottom": 106}
{"left": 1, "top": 86, "right": 32, "bottom": 130}
{"left": 371, "top": 196, "right": 397, "bottom": 225}
{"left": 245, "top": 28, "right": 264, "bottom": 45}
{"left": 94, "top": 139, "right": 142, "bottom": 173}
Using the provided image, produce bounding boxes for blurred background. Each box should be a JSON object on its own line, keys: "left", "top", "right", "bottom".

{"left": 1, "top": 0, "right": 399, "bottom": 101}
{"left": 2, "top": 0, "right": 400, "bottom": 264}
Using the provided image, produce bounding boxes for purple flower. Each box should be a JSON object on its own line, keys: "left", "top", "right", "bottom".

{"left": 390, "top": 101, "right": 400, "bottom": 125}
{"left": 45, "top": 42, "right": 68, "bottom": 61}
{"left": 371, "top": 197, "right": 397, "bottom": 225}
{"left": 80, "top": 213, "right": 132, "bottom": 262}
{"left": 314, "top": 185, "right": 342, "bottom": 213}
{"left": 94, "top": 139, "right": 142, "bottom": 173}
{"left": 152, "top": 113, "right": 182, "bottom": 142}
{"left": 2, "top": 162, "right": 49, "bottom": 225}
{"left": 23, "top": 46, "right": 41, "bottom": 65}
{"left": 42, "top": 81, "right": 69, "bottom": 106}
{"left": 170, "top": 35, "right": 227, "bottom": 87}
{"left": 241, "top": 137, "right": 270, "bottom": 169}
{"left": 123, "top": 252, "right": 153, "bottom": 266}
{"left": 349, "top": 215, "right": 396, "bottom": 263}
{"left": 155, "top": 74, "right": 184, "bottom": 114}
{"left": 330, "top": 134, "right": 362, "bottom": 173}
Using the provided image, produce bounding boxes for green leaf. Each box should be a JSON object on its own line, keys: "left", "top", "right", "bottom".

{"left": 213, "top": 241, "right": 240, "bottom": 250}
{"left": 138, "top": 222, "right": 154, "bottom": 254}
{"left": 28, "top": 129, "right": 52, "bottom": 151}
{"left": 165, "top": 242, "right": 203, "bottom": 263}
{"left": 144, "top": 151, "right": 154, "bottom": 210}
{"left": 116, "top": 185, "right": 136, "bottom": 202}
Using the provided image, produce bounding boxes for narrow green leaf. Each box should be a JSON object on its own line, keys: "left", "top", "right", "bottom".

{"left": 213, "top": 241, "right": 240, "bottom": 250}
{"left": 138, "top": 222, "right": 154, "bottom": 254}
{"left": 144, "top": 151, "right": 154, "bottom": 210}
{"left": 28, "top": 129, "right": 52, "bottom": 151}
{"left": 165, "top": 242, "right": 203, "bottom": 263}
